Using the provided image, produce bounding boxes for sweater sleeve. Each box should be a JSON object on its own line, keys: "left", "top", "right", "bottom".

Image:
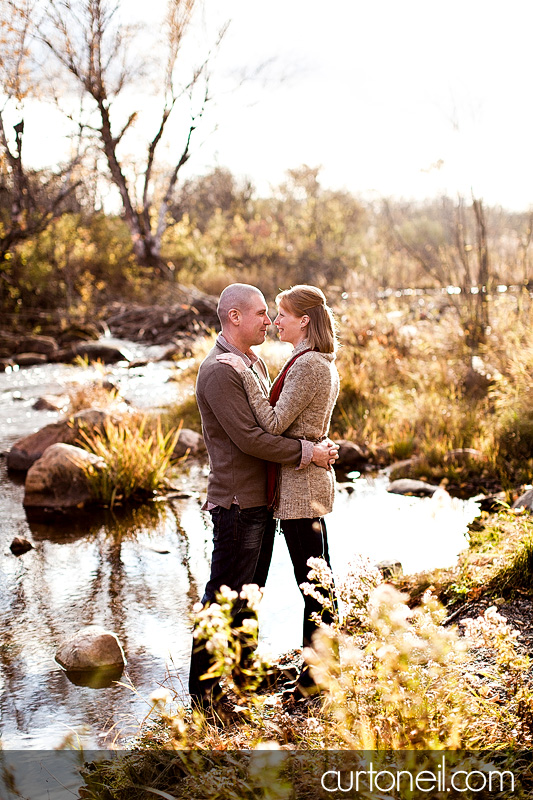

{"left": 201, "top": 364, "right": 302, "bottom": 464}
{"left": 241, "top": 358, "right": 318, "bottom": 435}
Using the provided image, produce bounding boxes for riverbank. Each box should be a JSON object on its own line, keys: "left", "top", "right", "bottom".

{"left": 70, "top": 505, "right": 533, "bottom": 800}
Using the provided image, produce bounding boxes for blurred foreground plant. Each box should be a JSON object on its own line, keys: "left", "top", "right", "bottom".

{"left": 302, "top": 557, "right": 533, "bottom": 750}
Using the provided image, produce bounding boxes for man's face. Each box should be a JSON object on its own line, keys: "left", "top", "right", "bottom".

{"left": 239, "top": 293, "right": 272, "bottom": 347}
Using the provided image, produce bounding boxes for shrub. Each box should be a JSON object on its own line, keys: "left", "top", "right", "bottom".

{"left": 303, "top": 560, "right": 532, "bottom": 750}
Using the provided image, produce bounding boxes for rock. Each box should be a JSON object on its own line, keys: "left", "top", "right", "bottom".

{"left": 49, "top": 341, "right": 132, "bottom": 365}
{"left": 463, "top": 358, "right": 501, "bottom": 400}
{"left": 172, "top": 428, "right": 205, "bottom": 459}
{"left": 376, "top": 559, "right": 403, "bottom": 578}
{"left": 33, "top": 394, "right": 69, "bottom": 412}
{"left": 337, "top": 482, "right": 356, "bottom": 494}
{"left": 334, "top": 439, "right": 368, "bottom": 469}
{"left": 10, "top": 536, "right": 34, "bottom": 556}
{"left": 388, "top": 478, "right": 441, "bottom": 497}
{"left": 475, "top": 491, "right": 507, "bottom": 512}
{"left": 443, "top": 448, "right": 485, "bottom": 464}
{"left": 56, "top": 323, "right": 103, "bottom": 344}
{"left": 512, "top": 488, "right": 533, "bottom": 512}
{"left": 73, "top": 341, "right": 133, "bottom": 364}
{"left": 389, "top": 456, "right": 425, "bottom": 477}
{"left": 16, "top": 335, "right": 58, "bottom": 356}
{"left": 55, "top": 625, "right": 126, "bottom": 671}
{"left": 23, "top": 443, "right": 105, "bottom": 510}
{"left": 13, "top": 352, "right": 48, "bottom": 367}
{"left": 7, "top": 408, "right": 115, "bottom": 471}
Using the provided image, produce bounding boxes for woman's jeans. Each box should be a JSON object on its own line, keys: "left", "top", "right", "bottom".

{"left": 188, "top": 503, "right": 275, "bottom": 702}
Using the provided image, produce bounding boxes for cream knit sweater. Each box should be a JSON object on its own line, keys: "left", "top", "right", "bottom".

{"left": 241, "top": 339, "right": 340, "bottom": 520}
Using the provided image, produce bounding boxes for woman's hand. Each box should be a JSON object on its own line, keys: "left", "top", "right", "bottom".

{"left": 216, "top": 353, "right": 247, "bottom": 373}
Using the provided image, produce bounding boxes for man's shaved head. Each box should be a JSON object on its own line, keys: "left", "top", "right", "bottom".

{"left": 217, "top": 283, "right": 264, "bottom": 327}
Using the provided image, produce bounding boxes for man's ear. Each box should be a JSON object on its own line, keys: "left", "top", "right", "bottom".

{"left": 228, "top": 308, "right": 241, "bottom": 325}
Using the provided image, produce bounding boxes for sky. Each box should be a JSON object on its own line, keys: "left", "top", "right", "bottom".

{"left": 12, "top": 0, "right": 533, "bottom": 211}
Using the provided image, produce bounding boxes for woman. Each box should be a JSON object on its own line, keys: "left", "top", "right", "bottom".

{"left": 216, "top": 284, "right": 340, "bottom": 699}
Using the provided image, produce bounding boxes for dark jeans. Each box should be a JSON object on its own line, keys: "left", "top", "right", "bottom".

{"left": 188, "top": 503, "right": 275, "bottom": 701}
{"left": 280, "top": 517, "right": 336, "bottom": 650}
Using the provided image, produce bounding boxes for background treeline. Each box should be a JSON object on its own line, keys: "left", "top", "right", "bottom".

{"left": 2, "top": 162, "right": 533, "bottom": 330}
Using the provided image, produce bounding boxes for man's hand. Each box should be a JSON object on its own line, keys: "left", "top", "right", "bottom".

{"left": 312, "top": 439, "right": 339, "bottom": 470}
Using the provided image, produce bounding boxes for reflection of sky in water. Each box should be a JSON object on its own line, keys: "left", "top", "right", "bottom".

{"left": 259, "top": 476, "right": 480, "bottom": 659}
{"left": 0, "top": 344, "right": 188, "bottom": 446}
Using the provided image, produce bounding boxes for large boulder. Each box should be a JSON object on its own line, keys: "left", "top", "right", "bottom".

{"left": 49, "top": 341, "right": 133, "bottom": 365}
{"left": 73, "top": 341, "right": 133, "bottom": 364}
{"left": 23, "top": 443, "right": 105, "bottom": 510}
{"left": 7, "top": 408, "right": 114, "bottom": 471}
{"left": 56, "top": 625, "right": 126, "bottom": 671}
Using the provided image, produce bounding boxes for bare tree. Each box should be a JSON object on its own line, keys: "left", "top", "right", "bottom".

{"left": 0, "top": 0, "right": 81, "bottom": 268}
{"left": 39, "top": 0, "right": 227, "bottom": 274}
{"left": 385, "top": 195, "right": 492, "bottom": 351}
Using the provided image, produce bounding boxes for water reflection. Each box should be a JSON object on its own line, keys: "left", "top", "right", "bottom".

{"left": 0, "top": 471, "right": 213, "bottom": 748}
{"left": 64, "top": 665, "right": 125, "bottom": 689}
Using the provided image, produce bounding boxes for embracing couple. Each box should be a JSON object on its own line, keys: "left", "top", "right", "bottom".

{"left": 189, "top": 282, "right": 340, "bottom": 712}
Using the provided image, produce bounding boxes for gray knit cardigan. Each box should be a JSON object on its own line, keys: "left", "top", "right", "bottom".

{"left": 241, "top": 339, "right": 340, "bottom": 520}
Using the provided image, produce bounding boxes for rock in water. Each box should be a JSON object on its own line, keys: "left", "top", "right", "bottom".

{"left": 56, "top": 625, "right": 126, "bottom": 671}
{"left": 73, "top": 342, "right": 133, "bottom": 364}
{"left": 7, "top": 408, "right": 115, "bottom": 471}
{"left": 512, "top": 488, "right": 533, "bottom": 512}
{"left": 10, "top": 536, "right": 34, "bottom": 556}
{"left": 334, "top": 439, "right": 368, "bottom": 469}
{"left": 23, "top": 443, "right": 105, "bottom": 510}
{"left": 388, "top": 478, "right": 441, "bottom": 497}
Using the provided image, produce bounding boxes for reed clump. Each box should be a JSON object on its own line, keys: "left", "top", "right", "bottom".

{"left": 79, "top": 416, "right": 180, "bottom": 506}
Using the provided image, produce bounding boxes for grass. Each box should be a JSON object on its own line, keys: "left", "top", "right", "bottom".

{"left": 395, "top": 510, "right": 533, "bottom": 607}
{"left": 322, "top": 293, "right": 533, "bottom": 493}
{"left": 78, "top": 416, "right": 181, "bottom": 507}
{"left": 488, "top": 534, "right": 533, "bottom": 597}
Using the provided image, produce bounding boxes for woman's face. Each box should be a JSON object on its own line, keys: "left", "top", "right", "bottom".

{"left": 274, "top": 302, "right": 308, "bottom": 345}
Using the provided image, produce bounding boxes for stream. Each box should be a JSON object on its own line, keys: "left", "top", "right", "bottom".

{"left": 0, "top": 340, "right": 481, "bottom": 749}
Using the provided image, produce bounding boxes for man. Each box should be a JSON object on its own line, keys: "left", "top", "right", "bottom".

{"left": 189, "top": 283, "right": 338, "bottom": 710}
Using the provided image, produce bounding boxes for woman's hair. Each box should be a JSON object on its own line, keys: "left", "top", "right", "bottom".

{"left": 276, "top": 284, "right": 338, "bottom": 353}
